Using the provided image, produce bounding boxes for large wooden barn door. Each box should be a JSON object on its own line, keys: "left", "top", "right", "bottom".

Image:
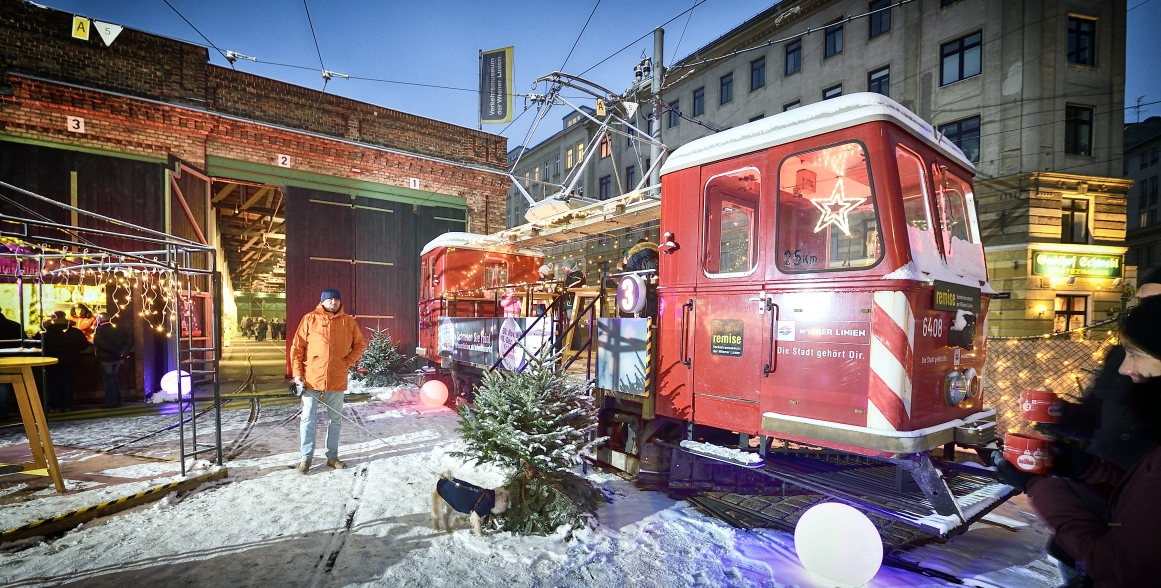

{"left": 285, "top": 188, "right": 468, "bottom": 375}
{"left": 285, "top": 187, "right": 354, "bottom": 371}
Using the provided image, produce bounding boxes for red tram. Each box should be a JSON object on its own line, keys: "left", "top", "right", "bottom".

{"left": 419, "top": 94, "right": 1010, "bottom": 538}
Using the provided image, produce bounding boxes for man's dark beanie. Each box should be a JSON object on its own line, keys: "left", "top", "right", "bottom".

{"left": 320, "top": 288, "right": 341, "bottom": 302}
{"left": 1123, "top": 296, "right": 1161, "bottom": 359}
{"left": 1141, "top": 266, "right": 1161, "bottom": 287}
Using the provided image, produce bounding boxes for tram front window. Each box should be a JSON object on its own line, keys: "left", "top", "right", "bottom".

{"left": 777, "top": 142, "right": 882, "bottom": 272}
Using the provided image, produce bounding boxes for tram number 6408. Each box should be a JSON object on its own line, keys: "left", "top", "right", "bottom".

{"left": 922, "top": 317, "right": 944, "bottom": 338}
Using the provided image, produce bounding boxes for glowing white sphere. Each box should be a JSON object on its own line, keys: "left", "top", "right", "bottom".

{"left": 160, "top": 370, "right": 192, "bottom": 397}
{"left": 794, "top": 502, "right": 883, "bottom": 587}
{"left": 419, "top": 379, "right": 448, "bottom": 408}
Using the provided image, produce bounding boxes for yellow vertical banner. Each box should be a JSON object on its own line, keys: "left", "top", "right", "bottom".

{"left": 479, "top": 47, "right": 514, "bottom": 124}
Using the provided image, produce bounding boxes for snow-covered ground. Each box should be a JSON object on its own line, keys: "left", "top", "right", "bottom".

{"left": 0, "top": 396, "right": 1063, "bottom": 587}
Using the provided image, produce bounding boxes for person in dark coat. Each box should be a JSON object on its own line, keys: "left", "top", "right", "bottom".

{"left": 1041, "top": 267, "right": 1161, "bottom": 470}
{"left": 624, "top": 240, "right": 659, "bottom": 273}
{"left": 93, "top": 312, "right": 133, "bottom": 408}
{"left": 41, "top": 311, "right": 91, "bottom": 412}
{"left": 255, "top": 317, "right": 268, "bottom": 341}
{"left": 0, "top": 309, "right": 23, "bottom": 420}
{"left": 997, "top": 297, "right": 1161, "bottom": 587}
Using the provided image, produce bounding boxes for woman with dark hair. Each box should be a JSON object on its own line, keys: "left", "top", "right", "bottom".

{"left": 999, "top": 297, "right": 1161, "bottom": 587}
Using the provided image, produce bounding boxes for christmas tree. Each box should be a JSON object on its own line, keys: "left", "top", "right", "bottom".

{"left": 351, "top": 327, "right": 408, "bottom": 387}
{"left": 453, "top": 346, "right": 604, "bottom": 534}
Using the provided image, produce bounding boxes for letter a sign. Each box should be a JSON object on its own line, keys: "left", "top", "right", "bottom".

{"left": 72, "top": 16, "right": 90, "bottom": 40}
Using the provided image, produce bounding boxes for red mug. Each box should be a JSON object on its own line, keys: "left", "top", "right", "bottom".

{"left": 1004, "top": 433, "right": 1053, "bottom": 475}
{"left": 1020, "top": 388, "right": 1063, "bottom": 423}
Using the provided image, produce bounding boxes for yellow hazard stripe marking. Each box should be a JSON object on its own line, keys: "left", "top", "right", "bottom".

{"left": 1, "top": 478, "right": 200, "bottom": 538}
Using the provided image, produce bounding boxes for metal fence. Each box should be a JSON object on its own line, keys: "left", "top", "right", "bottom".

{"left": 983, "top": 318, "right": 1121, "bottom": 436}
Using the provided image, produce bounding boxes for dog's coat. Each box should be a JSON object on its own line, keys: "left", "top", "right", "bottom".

{"left": 435, "top": 477, "right": 495, "bottom": 517}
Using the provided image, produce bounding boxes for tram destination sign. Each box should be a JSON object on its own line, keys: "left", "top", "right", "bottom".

{"left": 1032, "top": 252, "right": 1122, "bottom": 278}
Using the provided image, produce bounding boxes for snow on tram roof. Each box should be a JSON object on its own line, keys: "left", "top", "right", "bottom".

{"left": 419, "top": 232, "right": 540, "bottom": 257}
{"left": 660, "top": 93, "right": 975, "bottom": 177}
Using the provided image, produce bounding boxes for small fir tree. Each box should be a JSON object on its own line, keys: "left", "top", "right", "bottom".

{"left": 453, "top": 346, "right": 604, "bottom": 534}
{"left": 351, "top": 327, "right": 408, "bottom": 386}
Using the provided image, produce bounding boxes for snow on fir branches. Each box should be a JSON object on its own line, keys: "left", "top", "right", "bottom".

{"left": 453, "top": 346, "right": 606, "bottom": 534}
{"left": 351, "top": 327, "right": 409, "bottom": 387}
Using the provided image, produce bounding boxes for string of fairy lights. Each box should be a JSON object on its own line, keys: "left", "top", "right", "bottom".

{"left": 1, "top": 237, "right": 202, "bottom": 338}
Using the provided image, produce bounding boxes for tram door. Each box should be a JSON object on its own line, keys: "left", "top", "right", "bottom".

{"left": 691, "top": 163, "right": 767, "bottom": 434}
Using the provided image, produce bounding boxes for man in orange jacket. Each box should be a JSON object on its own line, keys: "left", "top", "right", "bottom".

{"left": 290, "top": 288, "right": 367, "bottom": 474}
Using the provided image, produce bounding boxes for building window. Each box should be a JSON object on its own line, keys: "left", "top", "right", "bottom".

{"left": 751, "top": 57, "right": 766, "bottom": 90}
{"left": 645, "top": 158, "right": 651, "bottom": 185}
{"left": 576, "top": 180, "right": 583, "bottom": 197}
{"left": 1061, "top": 197, "right": 1090, "bottom": 244}
{"left": 554, "top": 155, "right": 560, "bottom": 175}
{"left": 1142, "top": 211, "right": 1149, "bottom": 228}
{"left": 566, "top": 147, "right": 574, "bottom": 169}
{"left": 1067, "top": 17, "right": 1096, "bottom": 66}
{"left": 543, "top": 161, "right": 550, "bottom": 180}
{"left": 668, "top": 100, "right": 680, "bottom": 128}
{"left": 1151, "top": 175, "right": 1159, "bottom": 206}
{"left": 749, "top": 114, "right": 765, "bottom": 122}
{"left": 599, "top": 136, "right": 611, "bottom": 158}
{"left": 1153, "top": 147, "right": 1159, "bottom": 164}
{"left": 1054, "top": 295, "right": 1088, "bottom": 332}
{"left": 720, "top": 73, "right": 733, "bottom": 104}
{"left": 599, "top": 175, "right": 612, "bottom": 200}
{"left": 693, "top": 87, "right": 705, "bottom": 116}
{"left": 823, "top": 85, "right": 842, "bottom": 100}
{"left": 941, "top": 32, "right": 982, "bottom": 86}
{"left": 868, "top": 66, "right": 890, "bottom": 96}
{"left": 1142, "top": 152, "right": 1149, "bottom": 170}
{"left": 1065, "top": 106, "right": 1093, "bottom": 156}
{"left": 869, "top": 0, "right": 891, "bottom": 38}
{"left": 783, "top": 101, "right": 800, "bottom": 111}
{"left": 576, "top": 141, "right": 585, "bottom": 163}
{"left": 824, "top": 22, "right": 844, "bottom": 57}
{"left": 1139, "top": 183, "right": 1148, "bottom": 208}
{"left": 646, "top": 115, "right": 653, "bottom": 137}
{"left": 785, "top": 40, "right": 801, "bottom": 75}
{"left": 626, "top": 165, "right": 636, "bottom": 188}
{"left": 939, "top": 116, "right": 981, "bottom": 163}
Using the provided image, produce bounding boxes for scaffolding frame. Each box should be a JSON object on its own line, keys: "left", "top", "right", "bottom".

{"left": 0, "top": 180, "right": 223, "bottom": 474}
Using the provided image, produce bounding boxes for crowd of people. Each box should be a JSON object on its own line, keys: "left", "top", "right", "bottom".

{"left": 237, "top": 316, "right": 285, "bottom": 341}
{"left": 0, "top": 302, "right": 133, "bottom": 418}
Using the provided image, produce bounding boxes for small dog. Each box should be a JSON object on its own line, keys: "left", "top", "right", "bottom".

{"left": 431, "top": 470, "right": 510, "bottom": 536}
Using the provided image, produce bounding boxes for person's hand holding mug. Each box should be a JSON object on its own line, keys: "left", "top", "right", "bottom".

{"left": 293, "top": 376, "right": 304, "bottom": 387}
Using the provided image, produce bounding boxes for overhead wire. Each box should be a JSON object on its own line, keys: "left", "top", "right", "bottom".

{"left": 160, "top": 0, "right": 230, "bottom": 62}
{"left": 301, "top": 0, "right": 326, "bottom": 72}
{"left": 561, "top": 0, "right": 603, "bottom": 72}
{"left": 578, "top": 0, "right": 708, "bottom": 77}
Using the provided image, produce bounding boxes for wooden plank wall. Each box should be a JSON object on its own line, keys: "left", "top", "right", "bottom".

{"left": 284, "top": 186, "right": 465, "bottom": 375}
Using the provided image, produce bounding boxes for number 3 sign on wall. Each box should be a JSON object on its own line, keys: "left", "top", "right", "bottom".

{"left": 66, "top": 116, "right": 85, "bottom": 134}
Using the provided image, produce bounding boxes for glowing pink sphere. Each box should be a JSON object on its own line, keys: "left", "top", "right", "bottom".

{"left": 419, "top": 380, "right": 449, "bottom": 408}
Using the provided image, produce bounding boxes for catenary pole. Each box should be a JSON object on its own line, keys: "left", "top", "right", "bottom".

{"left": 650, "top": 28, "right": 664, "bottom": 188}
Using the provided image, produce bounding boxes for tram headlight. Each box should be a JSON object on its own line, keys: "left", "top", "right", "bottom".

{"left": 943, "top": 369, "right": 969, "bottom": 406}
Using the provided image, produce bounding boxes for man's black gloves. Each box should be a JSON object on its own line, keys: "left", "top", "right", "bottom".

{"left": 990, "top": 450, "right": 1041, "bottom": 492}
{"left": 1049, "top": 441, "right": 1097, "bottom": 478}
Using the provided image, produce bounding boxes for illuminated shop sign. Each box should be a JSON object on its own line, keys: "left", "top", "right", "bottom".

{"left": 1031, "top": 252, "right": 1122, "bottom": 278}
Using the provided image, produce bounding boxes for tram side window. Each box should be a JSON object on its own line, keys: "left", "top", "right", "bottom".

{"left": 702, "top": 168, "right": 761, "bottom": 276}
{"left": 932, "top": 165, "right": 986, "bottom": 275}
{"left": 933, "top": 165, "right": 976, "bottom": 245}
{"left": 777, "top": 142, "right": 882, "bottom": 272}
{"left": 896, "top": 146, "right": 940, "bottom": 258}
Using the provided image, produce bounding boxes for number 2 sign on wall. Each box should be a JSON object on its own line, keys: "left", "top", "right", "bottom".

{"left": 277, "top": 154, "right": 292, "bottom": 168}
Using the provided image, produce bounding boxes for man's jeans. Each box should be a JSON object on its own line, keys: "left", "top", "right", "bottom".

{"left": 99, "top": 360, "right": 123, "bottom": 408}
{"left": 300, "top": 390, "right": 344, "bottom": 462}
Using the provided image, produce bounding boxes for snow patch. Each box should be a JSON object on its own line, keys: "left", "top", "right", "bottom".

{"left": 679, "top": 440, "right": 764, "bottom": 465}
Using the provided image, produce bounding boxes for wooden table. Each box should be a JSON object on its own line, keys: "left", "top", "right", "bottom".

{"left": 0, "top": 356, "right": 66, "bottom": 493}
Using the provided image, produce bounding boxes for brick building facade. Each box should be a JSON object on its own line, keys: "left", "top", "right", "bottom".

{"left": 0, "top": 0, "right": 508, "bottom": 399}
